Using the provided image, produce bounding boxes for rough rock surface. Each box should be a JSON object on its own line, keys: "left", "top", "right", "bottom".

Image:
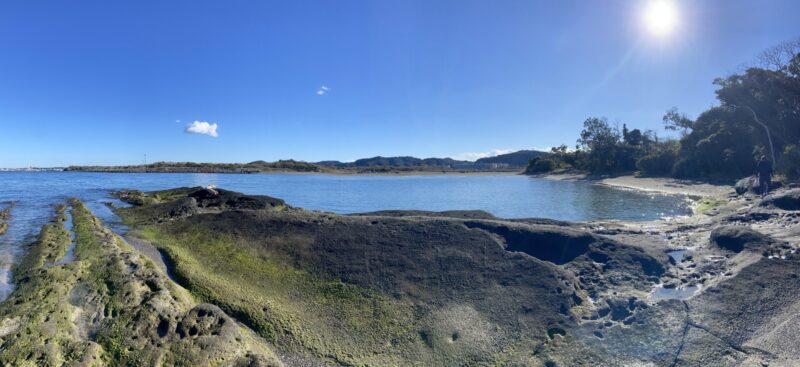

{"left": 710, "top": 225, "right": 775, "bottom": 253}
{"left": 5, "top": 184, "right": 800, "bottom": 366}
{"left": 0, "top": 200, "right": 281, "bottom": 366}
{"left": 110, "top": 186, "right": 800, "bottom": 366}
{"left": 760, "top": 188, "right": 800, "bottom": 210}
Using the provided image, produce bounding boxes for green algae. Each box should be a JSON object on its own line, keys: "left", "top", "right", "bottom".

{"left": 113, "top": 188, "right": 558, "bottom": 366}
{"left": 0, "top": 200, "right": 281, "bottom": 367}
{"left": 694, "top": 197, "right": 728, "bottom": 215}
{"left": 132, "top": 224, "right": 420, "bottom": 366}
{"left": 0, "top": 203, "right": 101, "bottom": 366}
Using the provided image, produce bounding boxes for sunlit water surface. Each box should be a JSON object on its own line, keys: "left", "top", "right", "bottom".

{"left": 0, "top": 171, "right": 691, "bottom": 299}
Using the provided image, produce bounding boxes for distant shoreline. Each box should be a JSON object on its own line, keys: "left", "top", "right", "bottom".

{"left": 535, "top": 171, "right": 733, "bottom": 198}
{"left": 25, "top": 168, "right": 524, "bottom": 177}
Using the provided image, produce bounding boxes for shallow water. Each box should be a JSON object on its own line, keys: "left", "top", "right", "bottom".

{"left": 53, "top": 209, "right": 77, "bottom": 267}
{"left": 0, "top": 171, "right": 691, "bottom": 301}
{"left": 650, "top": 284, "right": 701, "bottom": 301}
{"left": 667, "top": 250, "right": 687, "bottom": 263}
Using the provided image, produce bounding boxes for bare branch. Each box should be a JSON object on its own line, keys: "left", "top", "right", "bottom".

{"left": 759, "top": 38, "right": 800, "bottom": 70}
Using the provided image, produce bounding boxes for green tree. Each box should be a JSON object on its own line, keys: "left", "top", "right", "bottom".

{"left": 663, "top": 107, "right": 694, "bottom": 135}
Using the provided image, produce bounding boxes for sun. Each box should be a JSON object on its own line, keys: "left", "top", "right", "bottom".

{"left": 642, "top": 0, "right": 678, "bottom": 37}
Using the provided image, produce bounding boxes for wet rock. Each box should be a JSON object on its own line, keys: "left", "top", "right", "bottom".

{"left": 710, "top": 226, "right": 774, "bottom": 253}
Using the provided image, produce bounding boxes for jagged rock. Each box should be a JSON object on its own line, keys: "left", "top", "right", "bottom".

{"left": 710, "top": 226, "right": 773, "bottom": 253}
{"left": 760, "top": 189, "right": 800, "bottom": 210}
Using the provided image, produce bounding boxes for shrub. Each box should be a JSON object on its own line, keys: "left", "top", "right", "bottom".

{"left": 778, "top": 145, "right": 800, "bottom": 181}
{"left": 636, "top": 149, "right": 677, "bottom": 176}
{"left": 525, "top": 157, "right": 558, "bottom": 174}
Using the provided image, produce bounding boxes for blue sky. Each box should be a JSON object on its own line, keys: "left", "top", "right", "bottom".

{"left": 1, "top": 0, "right": 798, "bottom": 167}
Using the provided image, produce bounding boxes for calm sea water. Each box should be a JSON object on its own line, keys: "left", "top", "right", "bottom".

{"left": 0, "top": 171, "right": 690, "bottom": 299}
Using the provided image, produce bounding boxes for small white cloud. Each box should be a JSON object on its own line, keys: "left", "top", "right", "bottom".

{"left": 451, "top": 148, "right": 515, "bottom": 162}
{"left": 316, "top": 85, "right": 330, "bottom": 95}
{"left": 175, "top": 119, "right": 181, "bottom": 123}
{"left": 185, "top": 121, "right": 219, "bottom": 138}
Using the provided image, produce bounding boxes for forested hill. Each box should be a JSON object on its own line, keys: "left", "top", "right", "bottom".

{"left": 66, "top": 150, "right": 552, "bottom": 173}
{"left": 319, "top": 150, "right": 550, "bottom": 169}
{"left": 475, "top": 150, "right": 550, "bottom": 166}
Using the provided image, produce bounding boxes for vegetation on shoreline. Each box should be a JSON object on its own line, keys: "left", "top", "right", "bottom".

{"left": 527, "top": 40, "right": 800, "bottom": 182}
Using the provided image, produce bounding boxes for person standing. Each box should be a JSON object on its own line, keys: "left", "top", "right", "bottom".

{"left": 756, "top": 155, "right": 773, "bottom": 197}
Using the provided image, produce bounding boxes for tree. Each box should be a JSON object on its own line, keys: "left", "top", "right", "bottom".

{"left": 759, "top": 38, "right": 800, "bottom": 71}
{"left": 577, "top": 118, "right": 627, "bottom": 173}
{"left": 577, "top": 117, "right": 619, "bottom": 151}
{"left": 663, "top": 107, "right": 694, "bottom": 135}
{"left": 623, "top": 127, "right": 644, "bottom": 146}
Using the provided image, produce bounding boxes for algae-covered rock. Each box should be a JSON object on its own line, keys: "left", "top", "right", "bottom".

{"left": 0, "top": 202, "right": 13, "bottom": 236}
{"left": 0, "top": 200, "right": 282, "bottom": 367}
{"left": 112, "top": 187, "right": 675, "bottom": 366}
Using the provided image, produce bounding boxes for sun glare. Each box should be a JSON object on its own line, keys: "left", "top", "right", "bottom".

{"left": 643, "top": 0, "right": 678, "bottom": 37}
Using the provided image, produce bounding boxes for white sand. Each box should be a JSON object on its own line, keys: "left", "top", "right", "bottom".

{"left": 539, "top": 173, "right": 732, "bottom": 198}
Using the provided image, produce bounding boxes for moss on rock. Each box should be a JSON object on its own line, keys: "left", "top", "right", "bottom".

{"left": 0, "top": 200, "right": 282, "bottom": 367}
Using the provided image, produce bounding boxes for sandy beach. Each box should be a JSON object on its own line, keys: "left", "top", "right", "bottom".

{"left": 537, "top": 172, "right": 733, "bottom": 198}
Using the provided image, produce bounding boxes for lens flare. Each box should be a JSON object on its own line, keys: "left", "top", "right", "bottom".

{"left": 643, "top": 0, "right": 678, "bottom": 37}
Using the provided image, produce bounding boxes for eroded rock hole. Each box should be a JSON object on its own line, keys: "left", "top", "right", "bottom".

{"left": 464, "top": 222, "right": 594, "bottom": 265}
{"left": 547, "top": 327, "right": 567, "bottom": 339}
{"left": 156, "top": 318, "right": 170, "bottom": 338}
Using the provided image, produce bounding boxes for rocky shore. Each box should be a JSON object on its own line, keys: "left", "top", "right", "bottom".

{"left": 0, "top": 183, "right": 798, "bottom": 366}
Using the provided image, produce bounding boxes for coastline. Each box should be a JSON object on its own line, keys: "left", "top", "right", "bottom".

{"left": 534, "top": 172, "right": 733, "bottom": 199}
{"left": 58, "top": 169, "right": 524, "bottom": 177}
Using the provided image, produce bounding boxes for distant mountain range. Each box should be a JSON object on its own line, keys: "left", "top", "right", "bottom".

{"left": 318, "top": 150, "right": 549, "bottom": 169}
{"left": 65, "top": 150, "right": 549, "bottom": 174}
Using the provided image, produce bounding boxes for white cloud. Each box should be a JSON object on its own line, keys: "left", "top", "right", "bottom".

{"left": 316, "top": 85, "right": 330, "bottom": 95}
{"left": 451, "top": 148, "right": 515, "bottom": 162}
{"left": 185, "top": 121, "right": 219, "bottom": 138}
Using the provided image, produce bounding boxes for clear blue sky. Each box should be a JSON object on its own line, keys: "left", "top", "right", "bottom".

{"left": 1, "top": 0, "right": 798, "bottom": 167}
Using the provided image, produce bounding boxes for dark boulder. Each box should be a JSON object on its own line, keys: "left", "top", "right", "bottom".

{"left": 759, "top": 189, "right": 800, "bottom": 210}
{"left": 710, "top": 226, "right": 773, "bottom": 253}
{"left": 188, "top": 187, "right": 285, "bottom": 210}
